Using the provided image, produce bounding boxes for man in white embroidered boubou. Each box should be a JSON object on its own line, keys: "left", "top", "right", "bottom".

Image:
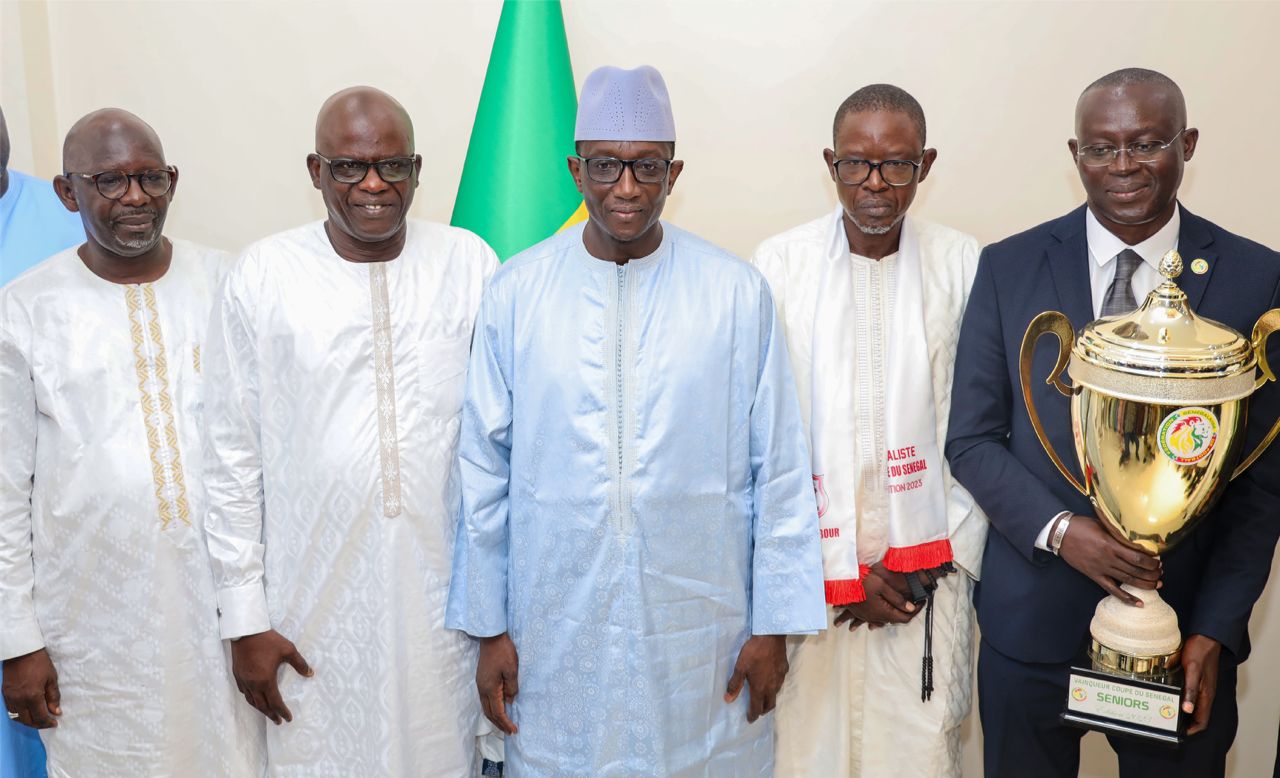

{"left": 201, "top": 87, "right": 499, "bottom": 775}
{"left": 752, "top": 84, "right": 988, "bottom": 778}
{"left": 0, "top": 109, "right": 263, "bottom": 776}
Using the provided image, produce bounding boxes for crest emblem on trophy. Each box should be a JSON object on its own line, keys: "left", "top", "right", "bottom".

{"left": 1019, "top": 250, "right": 1280, "bottom": 743}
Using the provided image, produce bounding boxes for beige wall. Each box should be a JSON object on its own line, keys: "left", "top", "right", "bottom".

{"left": 4, "top": 1, "right": 1279, "bottom": 775}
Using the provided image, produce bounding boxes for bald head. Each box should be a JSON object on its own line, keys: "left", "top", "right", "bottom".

{"left": 308, "top": 87, "right": 420, "bottom": 260}
{"left": 1076, "top": 68, "right": 1187, "bottom": 130}
{"left": 62, "top": 108, "right": 165, "bottom": 174}
{"left": 1, "top": 104, "right": 10, "bottom": 170}
{"left": 0, "top": 106, "right": 8, "bottom": 197}
{"left": 315, "top": 86, "right": 414, "bottom": 156}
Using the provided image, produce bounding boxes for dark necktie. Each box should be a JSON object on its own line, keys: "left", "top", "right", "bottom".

{"left": 1101, "top": 248, "right": 1143, "bottom": 317}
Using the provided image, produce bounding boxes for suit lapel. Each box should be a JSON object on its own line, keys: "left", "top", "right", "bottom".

{"left": 1046, "top": 208, "right": 1095, "bottom": 329}
{"left": 1173, "top": 206, "right": 1217, "bottom": 312}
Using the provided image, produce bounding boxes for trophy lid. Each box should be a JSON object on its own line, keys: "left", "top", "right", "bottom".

{"left": 1070, "top": 251, "right": 1257, "bottom": 404}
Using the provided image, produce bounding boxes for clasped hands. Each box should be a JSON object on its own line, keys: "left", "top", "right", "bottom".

{"left": 833, "top": 561, "right": 953, "bottom": 631}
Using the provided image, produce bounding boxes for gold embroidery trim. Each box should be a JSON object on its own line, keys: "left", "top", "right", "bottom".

{"left": 192, "top": 344, "right": 201, "bottom": 374}
{"left": 369, "top": 263, "right": 402, "bottom": 518}
{"left": 126, "top": 284, "right": 192, "bottom": 529}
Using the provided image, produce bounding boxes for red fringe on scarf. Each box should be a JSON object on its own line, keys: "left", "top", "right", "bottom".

{"left": 824, "top": 565, "right": 873, "bottom": 605}
{"left": 883, "top": 539, "right": 954, "bottom": 573}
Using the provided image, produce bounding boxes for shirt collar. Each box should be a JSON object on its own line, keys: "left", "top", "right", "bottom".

{"left": 1086, "top": 204, "right": 1181, "bottom": 271}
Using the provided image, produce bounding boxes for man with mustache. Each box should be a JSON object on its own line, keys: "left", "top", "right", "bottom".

{"left": 751, "top": 84, "right": 986, "bottom": 778}
{"left": 202, "top": 86, "right": 499, "bottom": 775}
{"left": 947, "top": 68, "right": 1280, "bottom": 777}
{"left": 447, "top": 64, "right": 825, "bottom": 776}
{"left": 0, "top": 108, "right": 263, "bottom": 776}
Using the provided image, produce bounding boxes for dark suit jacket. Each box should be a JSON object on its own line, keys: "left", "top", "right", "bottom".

{"left": 946, "top": 204, "right": 1280, "bottom": 664}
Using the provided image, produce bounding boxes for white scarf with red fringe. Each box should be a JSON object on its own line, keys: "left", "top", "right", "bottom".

{"left": 809, "top": 216, "right": 952, "bottom": 605}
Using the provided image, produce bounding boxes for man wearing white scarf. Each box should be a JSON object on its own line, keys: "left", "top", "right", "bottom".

{"left": 751, "top": 85, "right": 987, "bottom": 778}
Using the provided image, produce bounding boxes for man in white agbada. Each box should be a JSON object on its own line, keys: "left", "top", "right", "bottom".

{"left": 446, "top": 65, "right": 826, "bottom": 777}
{"left": 0, "top": 109, "right": 263, "bottom": 776}
{"left": 202, "top": 88, "right": 498, "bottom": 775}
{"left": 751, "top": 85, "right": 987, "bottom": 778}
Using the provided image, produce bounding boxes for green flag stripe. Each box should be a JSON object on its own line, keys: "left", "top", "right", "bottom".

{"left": 451, "top": 0, "right": 581, "bottom": 261}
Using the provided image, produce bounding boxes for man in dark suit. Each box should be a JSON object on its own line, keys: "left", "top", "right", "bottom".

{"left": 946, "top": 67, "right": 1280, "bottom": 777}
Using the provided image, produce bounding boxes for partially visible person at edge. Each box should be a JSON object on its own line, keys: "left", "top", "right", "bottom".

{"left": 752, "top": 83, "right": 987, "bottom": 778}
{"left": 946, "top": 67, "right": 1280, "bottom": 778}
{"left": 0, "top": 105, "right": 83, "bottom": 283}
{"left": 0, "top": 100, "right": 78, "bottom": 778}
{"left": 445, "top": 64, "right": 826, "bottom": 776}
{"left": 201, "top": 87, "right": 500, "bottom": 776}
{"left": 0, "top": 108, "right": 264, "bottom": 777}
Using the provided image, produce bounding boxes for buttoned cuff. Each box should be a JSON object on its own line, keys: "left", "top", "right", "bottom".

{"left": 216, "top": 583, "right": 271, "bottom": 640}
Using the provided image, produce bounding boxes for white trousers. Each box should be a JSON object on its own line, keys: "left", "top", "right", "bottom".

{"left": 774, "top": 572, "right": 976, "bottom": 778}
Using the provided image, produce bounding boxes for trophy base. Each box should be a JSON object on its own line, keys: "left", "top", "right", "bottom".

{"left": 1060, "top": 649, "right": 1187, "bottom": 746}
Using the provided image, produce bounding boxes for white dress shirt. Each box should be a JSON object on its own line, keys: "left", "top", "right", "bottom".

{"left": 1034, "top": 206, "right": 1181, "bottom": 551}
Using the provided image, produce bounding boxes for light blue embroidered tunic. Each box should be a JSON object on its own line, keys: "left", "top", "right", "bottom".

{"left": 446, "top": 223, "right": 825, "bottom": 777}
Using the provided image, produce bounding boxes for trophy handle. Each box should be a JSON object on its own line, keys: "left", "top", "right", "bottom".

{"left": 1231, "top": 309, "right": 1280, "bottom": 480}
{"left": 1019, "top": 311, "right": 1086, "bottom": 495}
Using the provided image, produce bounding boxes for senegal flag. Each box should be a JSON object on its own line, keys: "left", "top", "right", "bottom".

{"left": 451, "top": 0, "right": 585, "bottom": 261}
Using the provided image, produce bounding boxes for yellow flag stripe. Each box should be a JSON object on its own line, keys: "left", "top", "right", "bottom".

{"left": 557, "top": 201, "right": 588, "bottom": 232}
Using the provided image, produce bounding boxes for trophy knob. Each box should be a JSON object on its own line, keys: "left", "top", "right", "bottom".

{"left": 1159, "top": 250, "right": 1183, "bottom": 281}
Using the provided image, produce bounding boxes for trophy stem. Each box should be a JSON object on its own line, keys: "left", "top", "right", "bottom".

{"left": 1088, "top": 584, "right": 1182, "bottom": 679}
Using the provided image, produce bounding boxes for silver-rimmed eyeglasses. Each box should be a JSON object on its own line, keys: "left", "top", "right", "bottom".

{"left": 1075, "top": 128, "right": 1186, "bottom": 167}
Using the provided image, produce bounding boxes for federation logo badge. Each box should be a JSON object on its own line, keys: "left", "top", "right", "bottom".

{"left": 812, "top": 474, "right": 829, "bottom": 519}
{"left": 1160, "top": 704, "right": 1176, "bottom": 719}
{"left": 1191, "top": 258, "right": 1209, "bottom": 274}
{"left": 1071, "top": 687, "right": 1087, "bottom": 702}
{"left": 1158, "top": 407, "right": 1219, "bottom": 465}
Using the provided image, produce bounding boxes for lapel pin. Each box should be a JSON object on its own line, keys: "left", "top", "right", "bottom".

{"left": 1190, "top": 258, "right": 1209, "bottom": 275}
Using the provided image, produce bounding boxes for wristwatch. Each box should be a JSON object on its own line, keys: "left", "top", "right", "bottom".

{"left": 1049, "top": 512, "right": 1072, "bottom": 556}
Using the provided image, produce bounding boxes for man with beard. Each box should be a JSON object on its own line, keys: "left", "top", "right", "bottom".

{"left": 203, "top": 87, "right": 498, "bottom": 775}
{"left": 446, "top": 65, "right": 825, "bottom": 776}
{"left": 0, "top": 108, "right": 263, "bottom": 776}
{"left": 947, "top": 68, "right": 1280, "bottom": 777}
{"left": 752, "top": 84, "right": 986, "bottom": 778}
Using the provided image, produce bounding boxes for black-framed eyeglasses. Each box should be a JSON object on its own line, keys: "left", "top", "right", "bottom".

{"left": 64, "top": 168, "right": 174, "bottom": 200}
{"left": 832, "top": 158, "right": 922, "bottom": 187}
{"left": 575, "top": 156, "right": 674, "bottom": 185}
{"left": 1075, "top": 128, "right": 1186, "bottom": 167}
{"left": 313, "top": 153, "right": 419, "bottom": 184}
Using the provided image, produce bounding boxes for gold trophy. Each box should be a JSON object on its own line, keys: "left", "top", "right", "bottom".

{"left": 1020, "top": 250, "right": 1280, "bottom": 744}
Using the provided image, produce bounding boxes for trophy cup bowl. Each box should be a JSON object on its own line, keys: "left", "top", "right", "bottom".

{"left": 1019, "top": 251, "right": 1280, "bottom": 743}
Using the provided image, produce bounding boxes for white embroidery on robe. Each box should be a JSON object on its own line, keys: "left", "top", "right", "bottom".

{"left": 369, "top": 262, "right": 402, "bottom": 517}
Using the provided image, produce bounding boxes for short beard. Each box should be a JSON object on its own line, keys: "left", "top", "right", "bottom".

{"left": 117, "top": 234, "right": 157, "bottom": 251}
{"left": 111, "top": 231, "right": 163, "bottom": 255}
{"left": 849, "top": 212, "right": 902, "bottom": 236}
{"left": 109, "top": 213, "right": 166, "bottom": 255}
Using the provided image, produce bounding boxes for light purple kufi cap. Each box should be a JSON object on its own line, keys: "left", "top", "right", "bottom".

{"left": 574, "top": 65, "right": 676, "bottom": 142}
